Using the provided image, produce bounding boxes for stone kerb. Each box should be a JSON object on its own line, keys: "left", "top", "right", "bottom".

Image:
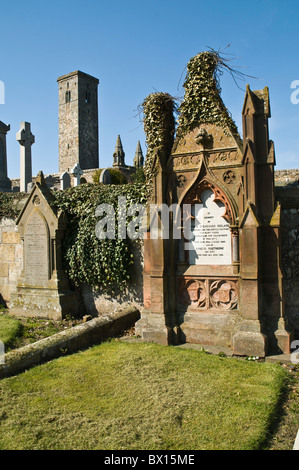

{"left": 0, "top": 305, "right": 140, "bottom": 379}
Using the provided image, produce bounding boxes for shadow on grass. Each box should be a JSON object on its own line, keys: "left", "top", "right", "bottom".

{"left": 258, "top": 371, "right": 295, "bottom": 450}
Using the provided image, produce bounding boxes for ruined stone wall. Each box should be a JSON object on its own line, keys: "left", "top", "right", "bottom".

{"left": 276, "top": 174, "right": 299, "bottom": 334}
{"left": 10, "top": 167, "right": 136, "bottom": 192}
{"left": 10, "top": 169, "right": 96, "bottom": 192}
{"left": 275, "top": 169, "right": 299, "bottom": 187}
{"left": 81, "top": 239, "right": 144, "bottom": 316}
{"left": 0, "top": 215, "right": 143, "bottom": 316}
{"left": 0, "top": 218, "right": 23, "bottom": 304}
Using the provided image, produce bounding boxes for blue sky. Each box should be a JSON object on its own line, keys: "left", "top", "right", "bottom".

{"left": 1, "top": 0, "right": 299, "bottom": 178}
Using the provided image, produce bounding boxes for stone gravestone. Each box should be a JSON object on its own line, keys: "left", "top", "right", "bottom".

{"left": 99, "top": 168, "right": 111, "bottom": 185}
{"left": 60, "top": 171, "right": 71, "bottom": 190}
{"left": 10, "top": 171, "right": 78, "bottom": 320}
{"left": 135, "top": 52, "right": 292, "bottom": 357}
{"left": 72, "top": 163, "right": 83, "bottom": 187}
{"left": 16, "top": 122, "right": 35, "bottom": 193}
{"left": 0, "top": 121, "right": 12, "bottom": 192}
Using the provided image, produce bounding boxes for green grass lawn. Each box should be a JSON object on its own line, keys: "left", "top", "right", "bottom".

{"left": 0, "top": 313, "right": 84, "bottom": 350}
{"left": 0, "top": 315, "right": 23, "bottom": 349}
{"left": 0, "top": 340, "right": 289, "bottom": 450}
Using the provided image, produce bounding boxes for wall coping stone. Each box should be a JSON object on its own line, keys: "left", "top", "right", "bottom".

{"left": 0, "top": 305, "right": 140, "bottom": 379}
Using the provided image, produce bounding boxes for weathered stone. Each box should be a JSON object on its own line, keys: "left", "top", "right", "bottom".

{"left": 0, "top": 245, "right": 15, "bottom": 262}
{"left": 1, "top": 231, "right": 21, "bottom": 245}
{"left": 233, "top": 331, "right": 267, "bottom": 358}
{"left": 0, "top": 263, "right": 9, "bottom": 277}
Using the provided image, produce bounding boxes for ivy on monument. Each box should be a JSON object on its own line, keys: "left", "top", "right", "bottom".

{"left": 51, "top": 183, "right": 147, "bottom": 292}
{"left": 177, "top": 50, "right": 239, "bottom": 139}
{"left": 140, "top": 92, "right": 177, "bottom": 198}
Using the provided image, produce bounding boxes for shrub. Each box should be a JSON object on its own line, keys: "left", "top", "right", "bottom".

{"left": 92, "top": 168, "right": 128, "bottom": 185}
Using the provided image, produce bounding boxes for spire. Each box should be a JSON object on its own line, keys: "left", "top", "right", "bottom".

{"left": 133, "top": 141, "right": 144, "bottom": 168}
{"left": 113, "top": 135, "right": 125, "bottom": 167}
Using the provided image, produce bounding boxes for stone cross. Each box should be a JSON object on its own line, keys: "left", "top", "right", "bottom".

{"left": 0, "top": 121, "right": 11, "bottom": 192}
{"left": 72, "top": 163, "right": 83, "bottom": 187}
{"left": 16, "top": 122, "right": 35, "bottom": 193}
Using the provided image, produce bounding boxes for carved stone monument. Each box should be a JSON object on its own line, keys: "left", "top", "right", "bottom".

{"left": 135, "top": 52, "right": 292, "bottom": 357}
{"left": 10, "top": 171, "right": 78, "bottom": 319}
{"left": 16, "top": 122, "right": 35, "bottom": 193}
{"left": 0, "top": 121, "right": 11, "bottom": 192}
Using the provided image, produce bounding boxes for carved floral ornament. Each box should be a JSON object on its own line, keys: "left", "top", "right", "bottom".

{"left": 210, "top": 279, "right": 238, "bottom": 310}
{"left": 171, "top": 149, "right": 240, "bottom": 171}
{"left": 183, "top": 179, "right": 233, "bottom": 224}
{"left": 32, "top": 195, "right": 41, "bottom": 206}
{"left": 176, "top": 174, "right": 187, "bottom": 188}
{"left": 179, "top": 278, "right": 238, "bottom": 311}
{"left": 223, "top": 170, "right": 236, "bottom": 184}
{"left": 195, "top": 128, "right": 213, "bottom": 147}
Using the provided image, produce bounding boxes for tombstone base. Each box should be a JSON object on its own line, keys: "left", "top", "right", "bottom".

{"left": 274, "top": 327, "right": 293, "bottom": 355}
{"left": 265, "top": 318, "right": 293, "bottom": 355}
{"left": 179, "top": 311, "right": 238, "bottom": 349}
{"left": 9, "top": 286, "right": 79, "bottom": 320}
{"left": 233, "top": 321, "right": 267, "bottom": 357}
{"left": 135, "top": 311, "right": 174, "bottom": 345}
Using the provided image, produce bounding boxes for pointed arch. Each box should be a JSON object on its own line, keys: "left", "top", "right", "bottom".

{"left": 178, "top": 157, "right": 237, "bottom": 225}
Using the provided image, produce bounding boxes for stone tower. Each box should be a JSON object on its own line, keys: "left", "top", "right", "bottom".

{"left": 57, "top": 71, "right": 99, "bottom": 173}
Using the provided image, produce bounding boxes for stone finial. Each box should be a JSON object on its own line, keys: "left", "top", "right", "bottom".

{"left": 133, "top": 141, "right": 144, "bottom": 168}
{"left": 35, "top": 170, "right": 45, "bottom": 185}
{"left": 113, "top": 135, "right": 125, "bottom": 167}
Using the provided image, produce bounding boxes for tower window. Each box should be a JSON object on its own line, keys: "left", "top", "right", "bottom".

{"left": 65, "top": 90, "right": 71, "bottom": 103}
